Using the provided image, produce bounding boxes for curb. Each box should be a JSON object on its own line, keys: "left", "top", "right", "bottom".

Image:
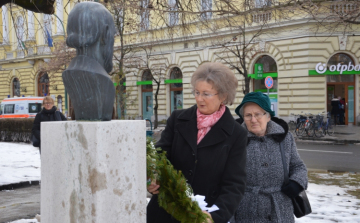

{"left": 0, "top": 181, "right": 40, "bottom": 191}
{"left": 296, "top": 137, "right": 360, "bottom": 144}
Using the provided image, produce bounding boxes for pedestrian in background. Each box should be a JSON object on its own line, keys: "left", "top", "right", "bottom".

{"left": 331, "top": 95, "right": 341, "bottom": 125}
{"left": 147, "top": 62, "right": 248, "bottom": 223}
{"left": 31, "top": 96, "right": 67, "bottom": 154}
{"left": 339, "top": 97, "right": 345, "bottom": 125}
{"left": 232, "top": 92, "right": 308, "bottom": 222}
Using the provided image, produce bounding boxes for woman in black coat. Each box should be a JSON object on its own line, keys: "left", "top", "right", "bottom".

{"left": 147, "top": 62, "right": 248, "bottom": 223}
{"left": 31, "top": 96, "right": 67, "bottom": 153}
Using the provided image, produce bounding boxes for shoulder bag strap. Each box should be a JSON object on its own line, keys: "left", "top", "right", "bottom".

{"left": 279, "top": 141, "right": 289, "bottom": 185}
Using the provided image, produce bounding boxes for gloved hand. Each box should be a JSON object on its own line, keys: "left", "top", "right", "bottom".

{"left": 281, "top": 180, "right": 303, "bottom": 198}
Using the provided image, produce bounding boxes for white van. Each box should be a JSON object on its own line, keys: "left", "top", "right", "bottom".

{"left": 0, "top": 97, "right": 44, "bottom": 118}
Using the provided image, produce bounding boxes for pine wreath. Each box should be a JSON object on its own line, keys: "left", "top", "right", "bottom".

{"left": 146, "top": 138, "right": 212, "bottom": 223}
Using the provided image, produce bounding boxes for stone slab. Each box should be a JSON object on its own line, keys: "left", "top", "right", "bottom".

{"left": 41, "top": 120, "right": 146, "bottom": 223}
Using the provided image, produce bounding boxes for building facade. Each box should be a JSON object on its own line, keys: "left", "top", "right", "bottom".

{"left": 1, "top": 1, "right": 359, "bottom": 125}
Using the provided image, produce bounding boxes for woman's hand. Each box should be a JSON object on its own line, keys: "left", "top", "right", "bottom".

{"left": 202, "top": 211, "right": 213, "bottom": 223}
{"left": 147, "top": 181, "right": 160, "bottom": 195}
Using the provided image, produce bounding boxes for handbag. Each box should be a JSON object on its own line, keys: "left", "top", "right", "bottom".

{"left": 31, "top": 133, "right": 40, "bottom": 147}
{"left": 279, "top": 141, "right": 312, "bottom": 218}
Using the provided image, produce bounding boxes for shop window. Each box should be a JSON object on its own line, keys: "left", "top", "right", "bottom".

{"left": 38, "top": 72, "right": 50, "bottom": 96}
{"left": 57, "top": 95, "right": 63, "bottom": 112}
{"left": 117, "top": 77, "right": 127, "bottom": 119}
{"left": 169, "top": 67, "right": 183, "bottom": 113}
{"left": 141, "top": 70, "right": 153, "bottom": 120}
{"left": 13, "top": 78, "right": 20, "bottom": 97}
{"left": 253, "top": 55, "right": 278, "bottom": 92}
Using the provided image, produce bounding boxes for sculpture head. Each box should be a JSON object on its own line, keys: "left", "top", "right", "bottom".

{"left": 66, "top": 2, "right": 115, "bottom": 73}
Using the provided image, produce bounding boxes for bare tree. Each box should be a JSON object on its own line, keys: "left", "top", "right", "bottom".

{"left": 126, "top": 45, "right": 167, "bottom": 129}
{"left": 296, "top": 0, "right": 360, "bottom": 34}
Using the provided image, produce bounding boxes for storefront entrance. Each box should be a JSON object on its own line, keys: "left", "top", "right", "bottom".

{"left": 327, "top": 83, "right": 355, "bottom": 125}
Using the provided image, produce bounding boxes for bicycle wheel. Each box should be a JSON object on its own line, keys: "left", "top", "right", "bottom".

{"left": 288, "top": 121, "right": 296, "bottom": 131}
{"left": 306, "top": 122, "right": 315, "bottom": 137}
{"left": 314, "top": 122, "right": 324, "bottom": 137}
{"left": 327, "top": 121, "right": 335, "bottom": 136}
{"left": 295, "top": 122, "right": 306, "bottom": 136}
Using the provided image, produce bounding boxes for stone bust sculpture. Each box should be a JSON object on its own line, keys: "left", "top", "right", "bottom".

{"left": 62, "top": 2, "right": 115, "bottom": 121}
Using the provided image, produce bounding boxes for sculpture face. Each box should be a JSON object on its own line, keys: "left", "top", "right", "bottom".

{"left": 66, "top": 2, "right": 115, "bottom": 73}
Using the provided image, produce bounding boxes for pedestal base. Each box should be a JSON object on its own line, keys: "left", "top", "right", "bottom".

{"left": 41, "top": 120, "right": 146, "bottom": 223}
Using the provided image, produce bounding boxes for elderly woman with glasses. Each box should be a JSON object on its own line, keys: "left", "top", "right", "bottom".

{"left": 147, "top": 62, "right": 248, "bottom": 223}
{"left": 31, "top": 96, "right": 67, "bottom": 153}
{"left": 232, "top": 92, "right": 308, "bottom": 223}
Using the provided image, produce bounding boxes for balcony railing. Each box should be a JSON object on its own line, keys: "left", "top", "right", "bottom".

{"left": 331, "top": 2, "right": 358, "bottom": 14}
{"left": 252, "top": 11, "right": 272, "bottom": 23}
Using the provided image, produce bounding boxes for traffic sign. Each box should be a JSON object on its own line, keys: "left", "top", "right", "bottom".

{"left": 265, "top": 76, "right": 273, "bottom": 89}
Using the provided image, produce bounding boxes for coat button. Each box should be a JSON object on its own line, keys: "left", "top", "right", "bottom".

{"left": 262, "top": 163, "right": 268, "bottom": 167}
{"left": 192, "top": 153, "right": 195, "bottom": 156}
{"left": 189, "top": 170, "right": 193, "bottom": 176}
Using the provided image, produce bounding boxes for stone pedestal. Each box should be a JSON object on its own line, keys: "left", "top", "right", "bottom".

{"left": 41, "top": 120, "right": 146, "bottom": 223}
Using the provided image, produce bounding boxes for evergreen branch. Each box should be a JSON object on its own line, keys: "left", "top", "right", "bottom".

{"left": 146, "top": 138, "right": 212, "bottom": 223}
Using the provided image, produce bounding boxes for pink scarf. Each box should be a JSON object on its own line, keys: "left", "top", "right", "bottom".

{"left": 196, "top": 105, "right": 226, "bottom": 145}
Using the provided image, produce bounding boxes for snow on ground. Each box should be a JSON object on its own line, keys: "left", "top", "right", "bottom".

{"left": 0, "top": 142, "right": 40, "bottom": 186}
{"left": 1, "top": 142, "right": 360, "bottom": 223}
{"left": 296, "top": 183, "right": 360, "bottom": 222}
{"left": 9, "top": 220, "right": 39, "bottom": 223}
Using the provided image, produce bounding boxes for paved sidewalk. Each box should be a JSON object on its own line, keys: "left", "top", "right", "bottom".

{"left": 295, "top": 124, "right": 360, "bottom": 144}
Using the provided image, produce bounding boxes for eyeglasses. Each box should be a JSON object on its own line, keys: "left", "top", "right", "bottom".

{"left": 44, "top": 103, "right": 53, "bottom": 105}
{"left": 244, "top": 112, "right": 267, "bottom": 121}
{"left": 192, "top": 91, "right": 218, "bottom": 99}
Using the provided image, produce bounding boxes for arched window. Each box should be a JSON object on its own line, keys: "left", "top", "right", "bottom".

{"left": 327, "top": 53, "right": 354, "bottom": 83}
{"left": 38, "top": 72, "right": 50, "bottom": 96}
{"left": 253, "top": 55, "right": 277, "bottom": 92}
{"left": 13, "top": 78, "right": 20, "bottom": 97}
{"left": 141, "top": 70, "right": 153, "bottom": 119}
{"left": 169, "top": 67, "right": 183, "bottom": 112}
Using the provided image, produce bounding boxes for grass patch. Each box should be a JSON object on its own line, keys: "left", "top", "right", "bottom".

{"left": 308, "top": 171, "right": 360, "bottom": 199}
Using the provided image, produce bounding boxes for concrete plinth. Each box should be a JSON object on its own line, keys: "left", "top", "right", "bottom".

{"left": 41, "top": 120, "right": 146, "bottom": 223}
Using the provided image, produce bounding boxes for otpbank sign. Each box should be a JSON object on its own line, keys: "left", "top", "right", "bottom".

{"left": 309, "top": 62, "right": 360, "bottom": 75}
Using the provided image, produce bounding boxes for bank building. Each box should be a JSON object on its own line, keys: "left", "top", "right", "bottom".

{"left": 0, "top": 0, "right": 359, "bottom": 125}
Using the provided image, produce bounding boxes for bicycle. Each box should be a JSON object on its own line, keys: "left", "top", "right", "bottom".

{"left": 314, "top": 112, "right": 335, "bottom": 137}
{"left": 313, "top": 112, "right": 326, "bottom": 137}
{"left": 295, "top": 113, "right": 307, "bottom": 137}
{"left": 304, "top": 113, "right": 316, "bottom": 137}
{"left": 287, "top": 113, "right": 298, "bottom": 132}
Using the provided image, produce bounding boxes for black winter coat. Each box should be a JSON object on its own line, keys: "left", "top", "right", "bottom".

{"left": 31, "top": 106, "right": 67, "bottom": 143}
{"left": 331, "top": 99, "right": 340, "bottom": 115}
{"left": 147, "top": 105, "right": 248, "bottom": 223}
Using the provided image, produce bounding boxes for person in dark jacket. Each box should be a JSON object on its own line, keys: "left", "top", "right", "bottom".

{"left": 147, "top": 62, "right": 248, "bottom": 223}
{"left": 232, "top": 92, "right": 308, "bottom": 223}
{"left": 31, "top": 96, "right": 67, "bottom": 153}
{"left": 331, "top": 96, "right": 341, "bottom": 125}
